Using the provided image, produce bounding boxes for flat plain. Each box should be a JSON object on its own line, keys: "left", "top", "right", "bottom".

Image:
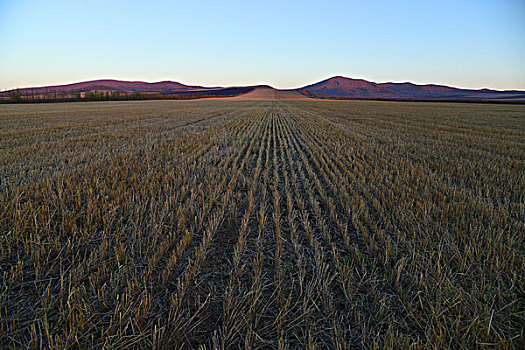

{"left": 0, "top": 100, "right": 524, "bottom": 349}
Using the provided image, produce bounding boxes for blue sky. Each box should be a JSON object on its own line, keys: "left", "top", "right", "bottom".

{"left": 1, "top": 0, "right": 524, "bottom": 90}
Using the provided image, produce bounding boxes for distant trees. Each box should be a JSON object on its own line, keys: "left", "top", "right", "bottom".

{"left": 83, "top": 90, "right": 146, "bottom": 101}
{"left": 129, "top": 92, "right": 147, "bottom": 100}
{"left": 85, "top": 91, "right": 105, "bottom": 101}
{"left": 3, "top": 89, "right": 149, "bottom": 103}
{"left": 9, "top": 89, "right": 22, "bottom": 102}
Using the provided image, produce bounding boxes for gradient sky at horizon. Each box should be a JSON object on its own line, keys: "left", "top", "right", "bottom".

{"left": 1, "top": 0, "right": 524, "bottom": 90}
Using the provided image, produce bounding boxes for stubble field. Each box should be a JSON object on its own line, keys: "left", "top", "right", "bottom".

{"left": 0, "top": 100, "right": 524, "bottom": 349}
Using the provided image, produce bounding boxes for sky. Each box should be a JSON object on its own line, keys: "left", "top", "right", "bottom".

{"left": 1, "top": 0, "right": 524, "bottom": 90}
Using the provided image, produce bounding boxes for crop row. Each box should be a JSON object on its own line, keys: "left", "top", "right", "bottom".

{"left": 1, "top": 100, "right": 523, "bottom": 348}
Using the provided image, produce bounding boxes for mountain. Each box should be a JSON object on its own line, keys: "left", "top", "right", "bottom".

{"left": 228, "top": 86, "right": 309, "bottom": 100}
{"left": 300, "top": 76, "right": 525, "bottom": 101}
{"left": 2, "top": 77, "right": 524, "bottom": 102}
{"left": 0, "top": 79, "right": 253, "bottom": 100}
{"left": 3, "top": 79, "right": 215, "bottom": 95}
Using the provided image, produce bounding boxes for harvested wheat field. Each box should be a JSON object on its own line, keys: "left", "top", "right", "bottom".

{"left": 0, "top": 99, "right": 524, "bottom": 349}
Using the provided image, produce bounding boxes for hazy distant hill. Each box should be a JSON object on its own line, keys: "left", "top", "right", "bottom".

{"left": 0, "top": 79, "right": 253, "bottom": 100}
{"left": 2, "top": 77, "right": 525, "bottom": 102}
{"left": 3, "top": 79, "right": 215, "bottom": 95}
{"left": 300, "top": 76, "right": 525, "bottom": 101}
{"left": 227, "top": 86, "right": 309, "bottom": 100}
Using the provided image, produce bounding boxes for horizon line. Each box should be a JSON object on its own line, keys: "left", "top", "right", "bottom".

{"left": 2, "top": 76, "right": 524, "bottom": 93}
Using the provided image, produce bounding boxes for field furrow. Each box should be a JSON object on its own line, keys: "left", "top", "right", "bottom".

{"left": 1, "top": 100, "right": 523, "bottom": 349}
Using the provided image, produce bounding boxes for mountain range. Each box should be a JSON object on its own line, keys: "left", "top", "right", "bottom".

{"left": 2, "top": 76, "right": 524, "bottom": 101}
{"left": 300, "top": 76, "right": 525, "bottom": 100}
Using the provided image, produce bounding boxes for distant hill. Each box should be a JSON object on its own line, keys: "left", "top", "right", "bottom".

{"left": 2, "top": 77, "right": 524, "bottom": 102}
{"left": 227, "top": 86, "right": 309, "bottom": 100}
{"left": 300, "top": 76, "right": 525, "bottom": 101}
{"left": 0, "top": 79, "right": 251, "bottom": 101}
{"left": 2, "top": 79, "right": 215, "bottom": 95}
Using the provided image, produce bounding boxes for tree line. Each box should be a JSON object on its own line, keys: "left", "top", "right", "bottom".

{"left": 3, "top": 89, "right": 149, "bottom": 103}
